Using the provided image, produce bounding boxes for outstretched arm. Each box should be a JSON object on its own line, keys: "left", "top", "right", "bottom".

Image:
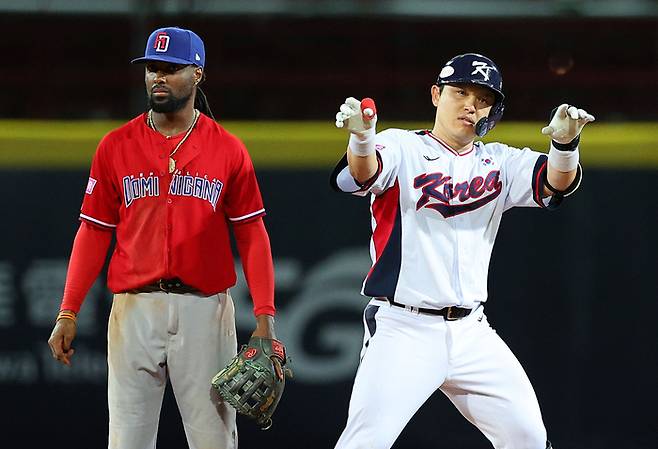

{"left": 336, "top": 97, "right": 379, "bottom": 183}
{"left": 541, "top": 104, "right": 595, "bottom": 196}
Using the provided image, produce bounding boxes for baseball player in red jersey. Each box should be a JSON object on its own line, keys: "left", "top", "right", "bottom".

{"left": 331, "top": 53, "right": 595, "bottom": 449}
{"left": 47, "top": 27, "right": 282, "bottom": 449}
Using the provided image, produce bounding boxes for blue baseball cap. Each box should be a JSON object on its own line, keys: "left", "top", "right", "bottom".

{"left": 131, "top": 27, "right": 205, "bottom": 67}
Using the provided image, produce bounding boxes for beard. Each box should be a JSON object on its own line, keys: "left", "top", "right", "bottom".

{"left": 148, "top": 89, "right": 193, "bottom": 113}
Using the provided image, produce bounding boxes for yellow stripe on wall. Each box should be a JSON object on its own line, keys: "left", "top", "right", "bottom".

{"left": 0, "top": 120, "right": 656, "bottom": 169}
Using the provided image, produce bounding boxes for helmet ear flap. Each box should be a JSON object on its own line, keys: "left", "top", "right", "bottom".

{"left": 475, "top": 101, "right": 505, "bottom": 137}
{"left": 475, "top": 117, "right": 490, "bottom": 138}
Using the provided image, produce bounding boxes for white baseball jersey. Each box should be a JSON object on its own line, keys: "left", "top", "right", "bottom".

{"left": 331, "top": 128, "right": 580, "bottom": 310}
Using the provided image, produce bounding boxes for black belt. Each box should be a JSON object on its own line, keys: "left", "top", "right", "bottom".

{"left": 376, "top": 297, "right": 471, "bottom": 320}
{"left": 128, "top": 278, "right": 204, "bottom": 295}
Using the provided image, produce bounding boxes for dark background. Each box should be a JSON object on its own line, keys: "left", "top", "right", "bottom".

{"left": 0, "top": 4, "right": 657, "bottom": 449}
{"left": 1, "top": 15, "right": 656, "bottom": 122}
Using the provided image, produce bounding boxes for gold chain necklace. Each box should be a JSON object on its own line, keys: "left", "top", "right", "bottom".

{"left": 148, "top": 109, "right": 200, "bottom": 174}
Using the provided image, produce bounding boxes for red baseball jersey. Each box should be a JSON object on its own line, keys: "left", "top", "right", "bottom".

{"left": 80, "top": 113, "right": 266, "bottom": 294}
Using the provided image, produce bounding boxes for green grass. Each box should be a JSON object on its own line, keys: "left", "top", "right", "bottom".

{"left": 0, "top": 120, "right": 656, "bottom": 169}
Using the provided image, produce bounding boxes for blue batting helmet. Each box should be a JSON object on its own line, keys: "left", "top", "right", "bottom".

{"left": 436, "top": 53, "right": 505, "bottom": 137}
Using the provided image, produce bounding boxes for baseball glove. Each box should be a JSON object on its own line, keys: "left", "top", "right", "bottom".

{"left": 211, "top": 337, "right": 291, "bottom": 430}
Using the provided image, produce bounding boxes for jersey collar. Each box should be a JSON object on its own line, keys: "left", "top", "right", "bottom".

{"left": 423, "top": 130, "right": 474, "bottom": 157}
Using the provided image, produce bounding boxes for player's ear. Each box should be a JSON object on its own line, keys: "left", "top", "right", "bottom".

{"left": 431, "top": 85, "right": 441, "bottom": 107}
{"left": 194, "top": 66, "right": 204, "bottom": 85}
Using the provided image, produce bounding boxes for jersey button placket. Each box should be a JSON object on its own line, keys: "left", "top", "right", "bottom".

{"left": 165, "top": 188, "right": 173, "bottom": 277}
{"left": 162, "top": 138, "right": 175, "bottom": 277}
{"left": 160, "top": 143, "right": 169, "bottom": 175}
{"left": 453, "top": 154, "right": 472, "bottom": 306}
{"left": 450, "top": 155, "right": 465, "bottom": 305}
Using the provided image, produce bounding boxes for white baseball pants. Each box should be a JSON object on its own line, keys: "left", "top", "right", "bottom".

{"left": 107, "top": 291, "right": 237, "bottom": 449}
{"left": 334, "top": 300, "right": 547, "bottom": 449}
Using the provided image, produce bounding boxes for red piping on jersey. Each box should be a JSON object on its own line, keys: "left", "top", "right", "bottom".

{"left": 368, "top": 181, "right": 401, "bottom": 277}
{"left": 424, "top": 130, "right": 474, "bottom": 156}
{"left": 533, "top": 160, "right": 548, "bottom": 208}
{"left": 356, "top": 152, "right": 384, "bottom": 192}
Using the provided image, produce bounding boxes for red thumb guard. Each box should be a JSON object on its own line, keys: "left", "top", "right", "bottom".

{"left": 361, "top": 98, "right": 377, "bottom": 118}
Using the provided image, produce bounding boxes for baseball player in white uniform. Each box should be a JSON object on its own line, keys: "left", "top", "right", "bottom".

{"left": 330, "top": 53, "right": 595, "bottom": 449}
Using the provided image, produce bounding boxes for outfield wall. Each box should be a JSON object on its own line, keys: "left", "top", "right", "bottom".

{"left": 1, "top": 120, "right": 657, "bottom": 169}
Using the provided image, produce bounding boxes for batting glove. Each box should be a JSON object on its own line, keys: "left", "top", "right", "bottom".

{"left": 541, "top": 104, "right": 595, "bottom": 145}
{"left": 335, "top": 97, "right": 378, "bottom": 156}
{"left": 335, "top": 97, "right": 377, "bottom": 133}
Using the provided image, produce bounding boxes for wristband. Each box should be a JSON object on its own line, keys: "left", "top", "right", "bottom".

{"left": 552, "top": 135, "right": 580, "bottom": 151}
{"left": 56, "top": 310, "right": 77, "bottom": 324}
{"left": 348, "top": 127, "right": 376, "bottom": 157}
{"left": 548, "top": 143, "right": 580, "bottom": 172}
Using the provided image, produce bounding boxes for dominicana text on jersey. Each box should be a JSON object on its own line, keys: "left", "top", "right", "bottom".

{"left": 122, "top": 172, "right": 224, "bottom": 210}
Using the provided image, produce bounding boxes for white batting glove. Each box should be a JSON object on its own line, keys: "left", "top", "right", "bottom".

{"left": 541, "top": 104, "right": 595, "bottom": 144}
{"left": 335, "top": 97, "right": 377, "bottom": 134}
{"left": 335, "top": 97, "right": 378, "bottom": 156}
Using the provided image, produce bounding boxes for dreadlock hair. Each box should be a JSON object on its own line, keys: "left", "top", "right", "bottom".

{"left": 194, "top": 87, "right": 215, "bottom": 120}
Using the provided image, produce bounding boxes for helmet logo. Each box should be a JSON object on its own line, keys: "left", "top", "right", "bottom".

{"left": 154, "top": 32, "right": 170, "bottom": 52}
{"left": 438, "top": 65, "right": 455, "bottom": 79}
{"left": 471, "top": 61, "right": 496, "bottom": 81}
